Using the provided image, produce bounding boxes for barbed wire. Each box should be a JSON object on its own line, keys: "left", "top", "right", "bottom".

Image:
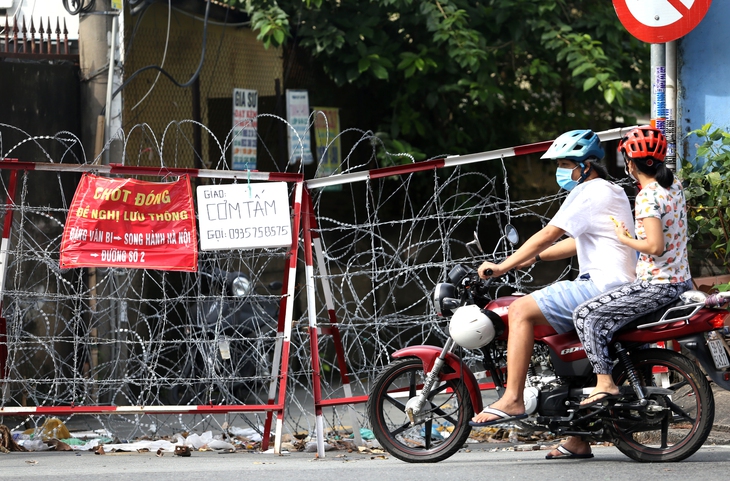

{"left": 0, "top": 116, "right": 578, "bottom": 444}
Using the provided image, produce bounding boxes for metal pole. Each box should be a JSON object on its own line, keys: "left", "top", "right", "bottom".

{"left": 665, "top": 41, "right": 677, "bottom": 172}
{"left": 651, "top": 43, "right": 666, "bottom": 137}
{"left": 103, "top": 12, "right": 118, "bottom": 165}
{"left": 192, "top": 76, "right": 203, "bottom": 171}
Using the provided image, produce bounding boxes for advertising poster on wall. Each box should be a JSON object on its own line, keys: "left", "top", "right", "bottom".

{"left": 286, "top": 89, "right": 314, "bottom": 165}
{"left": 312, "top": 107, "right": 342, "bottom": 191}
{"left": 312, "top": 107, "right": 341, "bottom": 174}
{"left": 60, "top": 174, "right": 198, "bottom": 272}
{"left": 232, "top": 88, "right": 259, "bottom": 171}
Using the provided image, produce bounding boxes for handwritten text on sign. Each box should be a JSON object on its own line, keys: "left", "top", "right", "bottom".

{"left": 60, "top": 173, "right": 198, "bottom": 271}
{"left": 197, "top": 182, "right": 292, "bottom": 250}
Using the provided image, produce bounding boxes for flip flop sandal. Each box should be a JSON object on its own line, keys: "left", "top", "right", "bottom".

{"left": 468, "top": 406, "right": 528, "bottom": 427}
{"left": 579, "top": 391, "right": 621, "bottom": 409}
{"left": 545, "top": 444, "right": 595, "bottom": 460}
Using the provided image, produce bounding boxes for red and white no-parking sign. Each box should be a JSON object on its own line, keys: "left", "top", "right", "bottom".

{"left": 613, "top": 0, "right": 712, "bottom": 43}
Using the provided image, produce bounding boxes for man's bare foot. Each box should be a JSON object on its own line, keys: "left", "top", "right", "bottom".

{"left": 546, "top": 437, "right": 593, "bottom": 459}
{"left": 471, "top": 399, "right": 524, "bottom": 423}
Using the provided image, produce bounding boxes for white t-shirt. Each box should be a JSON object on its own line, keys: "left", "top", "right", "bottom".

{"left": 549, "top": 178, "right": 637, "bottom": 292}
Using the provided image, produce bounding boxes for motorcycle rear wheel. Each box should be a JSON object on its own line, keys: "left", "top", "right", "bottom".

{"left": 367, "top": 358, "right": 474, "bottom": 463}
{"left": 611, "top": 348, "right": 714, "bottom": 462}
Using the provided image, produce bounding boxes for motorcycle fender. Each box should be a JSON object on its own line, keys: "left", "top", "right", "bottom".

{"left": 391, "top": 346, "right": 484, "bottom": 413}
{"left": 679, "top": 333, "right": 730, "bottom": 390}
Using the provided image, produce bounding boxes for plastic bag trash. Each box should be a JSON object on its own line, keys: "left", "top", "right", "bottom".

{"left": 359, "top": 428, "right": 375, "bottom": 440}
{"left": 184, "top": 431, "right": 213, "bottom": 449}
{"left": 261, "top": 448, "right": 290, "bottom": 455}
{"left": 60, "top": 438, "right": 87, "bottom": 446}
{"left": 207, "top": 439, "right": 235, "bottom": 450}
{"left": 20, "top": 439, "right": 53, "bottom": 451}
{"left": 228, "top": 426, "right": 263, "bottom": 442}
{"left": 305, "top": 441, "right": 334, "bottom": 452}
{"left": 23, "top": 418, "right": 71, "bottom": 441}
{"left": 72, "top": 438, "right": 103, "bottom": 451}
{"left": 85, "top": 440, "right": 177, "bottom": 453}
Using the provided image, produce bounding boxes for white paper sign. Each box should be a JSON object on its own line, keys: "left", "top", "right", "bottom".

{"left": 232, "top": 88, "right": 258, "bottom": 171}
{"left": 196, "top": 183, "right": 292, "bottom": 250}
{"left": 286, "top": 89, "right": 314, "bottom": 165}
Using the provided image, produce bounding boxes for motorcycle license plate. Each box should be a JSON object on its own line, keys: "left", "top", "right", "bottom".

{"left": 708, "top": 338, "right": 730, "bottom": 369}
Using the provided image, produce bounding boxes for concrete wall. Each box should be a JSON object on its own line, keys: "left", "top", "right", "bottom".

{"left": 678, "top": 1, "right": 730, "bottom": 165}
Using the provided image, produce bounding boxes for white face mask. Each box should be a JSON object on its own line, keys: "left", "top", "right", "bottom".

{"left": 555, "top": 164, "right": 580, "bottom": 191}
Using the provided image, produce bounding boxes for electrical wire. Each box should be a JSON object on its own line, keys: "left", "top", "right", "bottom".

{"left": 204, "top": 3, "right": 230, "bottom": 100}
{"left": 100, "top": 0, "right": 212, "bottom": 116}
{"left": 124, "top": 0, "right": 155, "bottom": 61}
{"left": 170, "top": 4, "right": 249, "bottom": 27}
{"left": 130, "top": 0, "right": 171, "bottom": 111}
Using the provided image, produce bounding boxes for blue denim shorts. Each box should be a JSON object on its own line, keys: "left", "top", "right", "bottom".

{"left": 532, "top": 277, "right": 603, "bottom": 334}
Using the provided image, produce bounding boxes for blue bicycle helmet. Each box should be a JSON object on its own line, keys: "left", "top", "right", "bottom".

{"left": 540, "top": 129, "right": 605, "bottom": 162}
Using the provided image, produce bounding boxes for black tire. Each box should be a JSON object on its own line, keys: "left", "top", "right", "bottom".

{"left": 611, "top": 348, "right": 714, "bottom": 462}
{"left": 367, "top": 358, "right": 474, "bottom": 463}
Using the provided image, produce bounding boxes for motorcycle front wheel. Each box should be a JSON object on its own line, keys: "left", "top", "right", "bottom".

{"left": 367, "top": 358, "right": 474, "bottom": 463}
{"left": 610, "top": 348, "right": 714, "bottom": 462}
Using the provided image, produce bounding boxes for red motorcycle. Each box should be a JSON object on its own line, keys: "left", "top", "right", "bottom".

{"left": 367, "top": 228, "right": 730, "bottom": 463}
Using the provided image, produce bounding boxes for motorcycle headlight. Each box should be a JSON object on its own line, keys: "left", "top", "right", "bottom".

{"left": 433, "top": 283, "right": 458, "bottom": 316}
{"left": 231, "top": 276, "right": 251, "bottom": 297}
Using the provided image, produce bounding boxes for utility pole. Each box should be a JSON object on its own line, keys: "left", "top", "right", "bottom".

{"left": 77, "top": 0, "right": 123, "bottom": 403}
{"left": 78, "top": 0, "right": 111, "bottom": 163}
{"left": 78, "top": 0, "right": 122, "bottom": 164}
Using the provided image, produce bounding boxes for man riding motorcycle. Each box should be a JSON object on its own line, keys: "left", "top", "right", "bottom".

{"left": 471, "top": 129, "right": 636, "bottom": 459}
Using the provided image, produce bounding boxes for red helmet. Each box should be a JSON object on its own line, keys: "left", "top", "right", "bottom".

{"left": 618, "top": 126, "right": 667, "bottom": 163}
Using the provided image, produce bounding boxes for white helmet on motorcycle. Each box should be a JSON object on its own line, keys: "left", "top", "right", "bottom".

{"left": 449, "top": 305, "right": 496, "bottom": 349}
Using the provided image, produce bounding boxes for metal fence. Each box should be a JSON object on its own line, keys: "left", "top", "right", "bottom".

{"left": 1, "top": 15, "right": 77, "bottom": 61}
{"left": 0, "top": 120, "right": 637, "bottom": 453}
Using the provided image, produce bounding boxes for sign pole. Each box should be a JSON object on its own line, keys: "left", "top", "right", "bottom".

{"left": 650, "top": 43, "right": 666, "bottom": 136}
{"left": 613, "top": 0, "right": 713, "bottom": 172}
{"left": 665, "top": 40, "right": 678, "bottom": 172}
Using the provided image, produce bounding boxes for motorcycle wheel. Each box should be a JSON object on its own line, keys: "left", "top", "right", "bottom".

{"left": 610, "top": 348, "right": 714, "bottom": 462}
{"left": 367, "top": 358, "right": 474, "bottom": 463}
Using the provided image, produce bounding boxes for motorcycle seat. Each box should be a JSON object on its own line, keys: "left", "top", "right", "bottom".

{"left": 617, "top": 298, "right": 696, "bottom": 332}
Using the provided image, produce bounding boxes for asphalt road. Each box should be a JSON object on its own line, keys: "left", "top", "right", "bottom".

{"left": 3, "top": 443, "right": 730, "bottom": 481}
{"left": 5, "top": 382, "right": 730, "bottom": 480}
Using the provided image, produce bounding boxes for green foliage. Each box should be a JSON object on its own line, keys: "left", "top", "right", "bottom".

{"left": 679, "top": 123, "right": 730, "bottom": 271}
{"left": 233, "top": 0, "right": 649, "bottom": 159}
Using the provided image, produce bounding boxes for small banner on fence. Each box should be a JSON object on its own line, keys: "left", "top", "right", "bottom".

{"left": 196, "top": 182, "right": 292, "bottom": 250}
{"left": 60, "top": 173, "right": 198, "bottom": 271}
{"left": 232, "top": 88, "right": 258, "bottom": 171}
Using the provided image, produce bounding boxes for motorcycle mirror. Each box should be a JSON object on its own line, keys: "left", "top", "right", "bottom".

{"left": 466, "top": 231, "right": 484, "bottom": 255}
{"left": 505, "top": 224, "right": 519, "bottom": 245}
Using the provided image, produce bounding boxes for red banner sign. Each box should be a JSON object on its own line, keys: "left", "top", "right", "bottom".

{"left": 60, "top": 173, "right": 198, "bottom": 271}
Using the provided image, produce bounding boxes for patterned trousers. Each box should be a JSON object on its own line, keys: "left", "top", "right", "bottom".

{"left": 573, "top": 280, "right": 691, "bottom": 374}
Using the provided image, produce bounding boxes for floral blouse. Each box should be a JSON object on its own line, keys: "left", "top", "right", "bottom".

{"left": 634, "top": 178, "right": 691, "bottom": 283}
